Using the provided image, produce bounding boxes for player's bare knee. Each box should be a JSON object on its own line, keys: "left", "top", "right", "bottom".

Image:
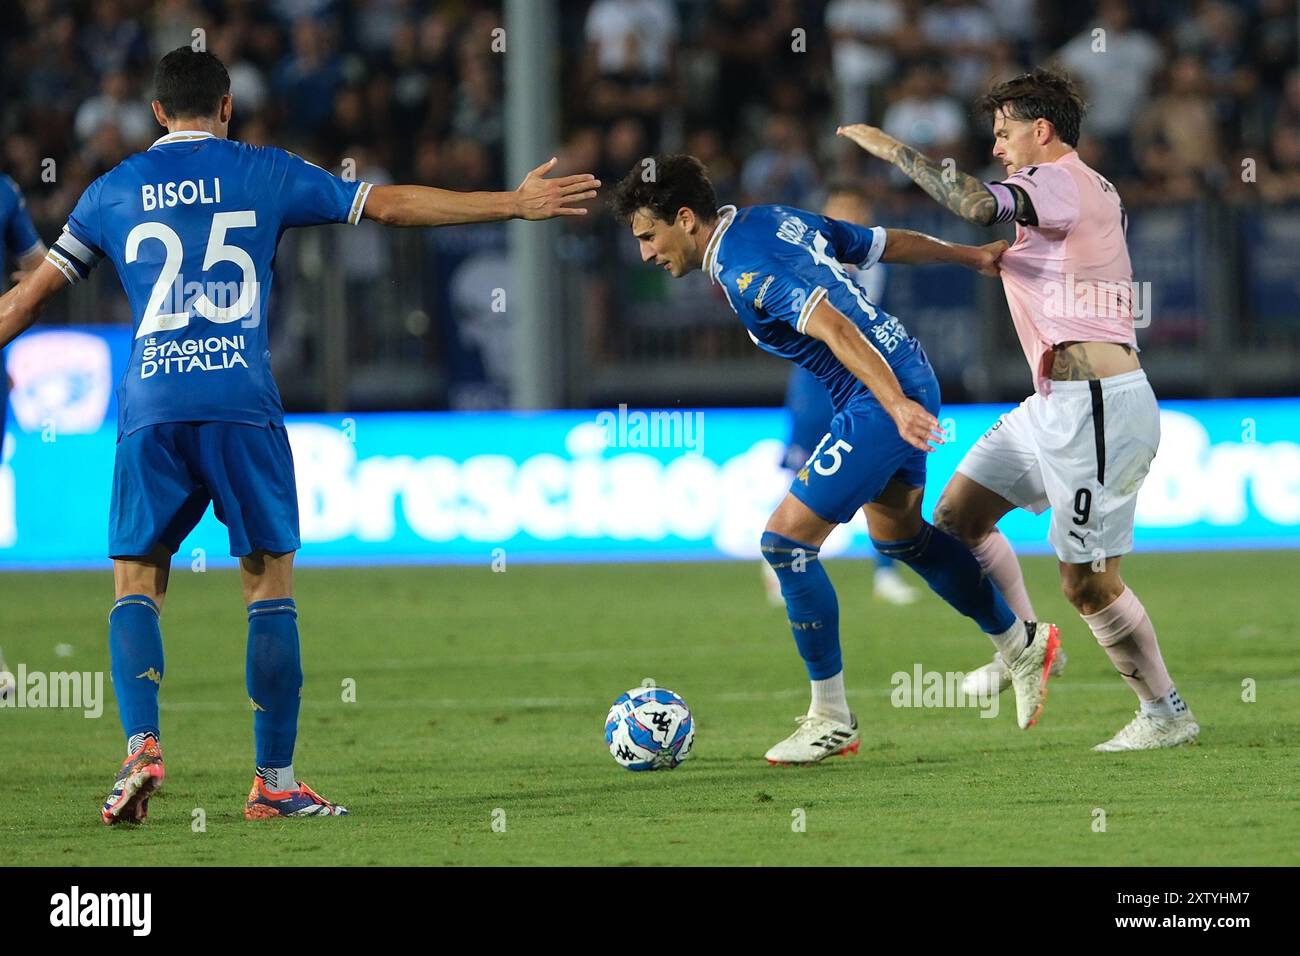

{"left": 239, "top": 550, "right": 295, "bottom": 605}
{"left": 1060, "top": 572, "right": 1121, "bottom": 616}
{"left": 764, "top": 495, "right": 834, "bottom": 547}
{"left": 931, "top": 498, "right": 960, "bottom": 536}
{"left": 763, "top": 516, "right": 814, "bottom": 548}
{"left": 763, "top": 512, "right": 790, "bottom": 538}
{"left": 113, "top": 555, "right": 170, "bottom": 609}
{"left": 932, "top": 496, "right": 986, "bottom": 547}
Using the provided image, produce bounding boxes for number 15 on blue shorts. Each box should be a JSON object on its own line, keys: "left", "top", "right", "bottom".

{"left": 789, "top": 376, "right": 940, "bottom": 526}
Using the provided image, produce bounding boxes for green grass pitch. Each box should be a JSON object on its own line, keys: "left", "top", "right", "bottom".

{"left": 2, "top": 551, "right": 1297, "bottom": 866}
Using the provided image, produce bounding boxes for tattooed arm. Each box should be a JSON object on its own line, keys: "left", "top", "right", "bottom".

{"left": 837, "top": 124, "right": 1003, "bottom": 227}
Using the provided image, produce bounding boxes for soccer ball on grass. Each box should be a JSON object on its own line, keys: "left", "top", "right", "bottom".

{"left": 604, "top": 686, "right": 694, "bottom": 771}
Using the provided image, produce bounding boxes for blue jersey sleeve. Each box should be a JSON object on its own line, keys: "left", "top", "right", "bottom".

{"left": 1, "top": 176, "right": 43, "bottom": 261}
{"left": 821, "top": 217, "right": 887, "bottom": 270}
{"left": 47, "top": 176, "right": 107, "bottom": 284}
{"left": 272, "top": 149, "right": 372, "bottom": 228}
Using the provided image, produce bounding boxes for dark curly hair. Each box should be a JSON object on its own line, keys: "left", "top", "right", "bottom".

{"left": 609, "top": 154, "right": 718, "bottom": 225}
{"left": 976, "top": 67, "right": 1088, "bottom": 147}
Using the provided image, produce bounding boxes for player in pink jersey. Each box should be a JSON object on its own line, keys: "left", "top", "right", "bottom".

{"left": 839, "top": 68, "right": 1198, "bottom": 751}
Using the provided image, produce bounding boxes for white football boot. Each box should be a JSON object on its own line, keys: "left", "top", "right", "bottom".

{"left": 765, "top": 713, "right": 860, "bottom": 765}
{"left": 1093, "top": 710, "right": 1200, "bottom": 752}
{"left": 872, "top": 566, "right": 918, "bottom": 605}
{"left": 961, "top": 645, "right": 1068, "bottom": 698}
{"left": 1005, "top": 621, "right": 1062, "bottom": 729}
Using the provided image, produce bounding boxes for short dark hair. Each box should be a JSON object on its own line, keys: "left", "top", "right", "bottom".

{"left": 609, "top": 154, "right": 718, "bottom": 225}
{"left": 154, "top": 47, "right": 230, "bottom": 120}
{"left": 977, "top": 67, "right": 1087, "bottom": 147}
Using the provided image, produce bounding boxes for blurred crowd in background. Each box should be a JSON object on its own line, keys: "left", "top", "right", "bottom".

{"left": 3, "top": 0, "right": 1299, "bottom": 409}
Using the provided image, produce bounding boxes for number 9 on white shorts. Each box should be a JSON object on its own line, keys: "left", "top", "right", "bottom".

{"left": 954, "top": 370, "right": 1159, "bottom": 564}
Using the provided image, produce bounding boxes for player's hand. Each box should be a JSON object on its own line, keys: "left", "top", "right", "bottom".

{"left": 836, "top": 124, "right": 901, "bottom": 162}
{"left": 514, "top": 157, "right": 600, "bottom": 220}
{"left": 969, "top": 240, "right": 1009, "bottom": 277}
{"left": 888, "top": 397, "right": 945, "bottom": 453}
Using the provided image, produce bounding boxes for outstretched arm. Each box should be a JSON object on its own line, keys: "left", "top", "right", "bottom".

{"left": 837, "top": 125, "right": 999, "bottom": 226}
{"left": 880, "top": 228, "right": 1006, "bottom": 276}
{"left": 804, "top": 298, "right": 943, "bottom": 454}
{"left": 0, "top": 260, "right": 69, "bottom": 348}
{"left": 363, "top": 157, "right": 599, "bottom": 227}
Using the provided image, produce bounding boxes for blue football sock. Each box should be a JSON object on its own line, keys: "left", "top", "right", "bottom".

{"left": 872, "top": 523, "right": 1016, "bottom": 635}
{"left": 246, "top": 599, "right": 303, "bottom": 769}
{"left": 108, "top": 595, "right": 164, "bottom": 744}
{"left": 760, "top": 531, "right": 842, "bottom": 680}
{"left": 874, "top": 551, "right": 897, "bottom": 570}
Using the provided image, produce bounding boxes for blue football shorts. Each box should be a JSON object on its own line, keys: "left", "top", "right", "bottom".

{"left": 109, "top": 421, "right": 300, "bottom": 559}
{"left": 789, "top": 368, "right": 942, "bottom": 526}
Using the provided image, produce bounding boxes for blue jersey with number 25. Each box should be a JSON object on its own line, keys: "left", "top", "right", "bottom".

{"left": 47, "top": 131, "right": 372, "bottom": 436}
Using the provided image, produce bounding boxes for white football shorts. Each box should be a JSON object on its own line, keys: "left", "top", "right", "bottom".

{"left": 955, "top": 369, "right": 1160, "bottom": 564}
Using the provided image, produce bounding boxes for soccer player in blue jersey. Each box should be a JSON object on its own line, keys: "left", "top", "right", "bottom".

{"left": 0, "top": 48, "right": 599, "bottom": 822}
{"left": 611, "top": 156, "right": 1061, "bottom": 764}
{"left": 763, "top": 183, "right": 917, "bottom": 608}
{"left": 0, "top": 172, "right": 46, "bottom": 700}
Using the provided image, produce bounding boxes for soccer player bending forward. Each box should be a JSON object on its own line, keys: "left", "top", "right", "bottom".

{"left": 611, "top": 156, "right": 1062, "bottom": 766}
{"left": 0, "top": 48, "right": 599, "bottom": 822}
{"left": 839, "top": 67, "right": 1197, "bottom": 751}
